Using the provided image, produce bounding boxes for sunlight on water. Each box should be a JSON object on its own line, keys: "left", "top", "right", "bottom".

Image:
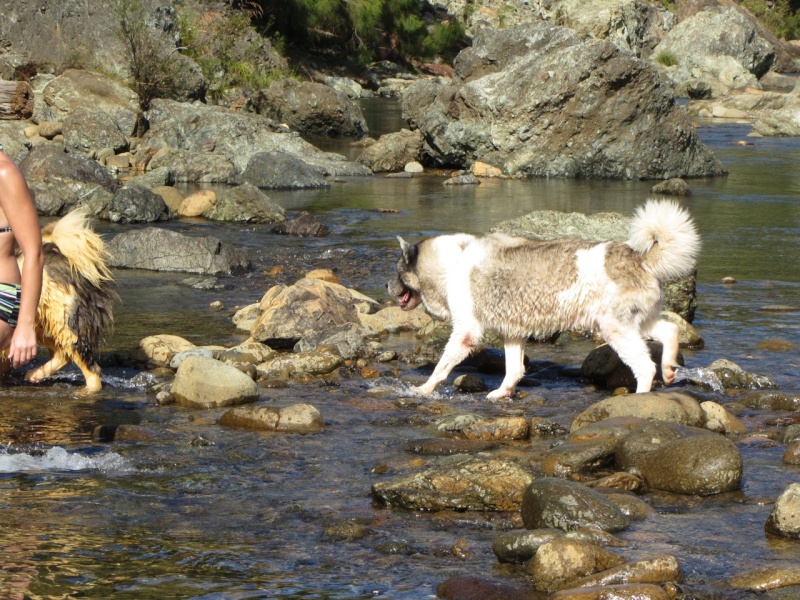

{"left": 0, "top": 446, "right": 132, "bottom": 474}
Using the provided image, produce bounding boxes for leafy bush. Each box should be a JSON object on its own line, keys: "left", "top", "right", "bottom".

{"left": 739, "top": 0, "right": 800, "bottom": 40}
{"left": 116, "top": 0, "right": 184, "bottom": 110}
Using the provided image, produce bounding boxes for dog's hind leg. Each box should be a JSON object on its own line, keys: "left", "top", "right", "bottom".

{"left": 414, "top": 326, "right": 481, "bottom": 395}
{"left": 646, "top": 319, "right": 680, "bottom": 385}
{"left": 598, "top": 318, "right": 657, "bottom": 393}
{"left": 487, "top": 337, "right": 527, "bottom": 400}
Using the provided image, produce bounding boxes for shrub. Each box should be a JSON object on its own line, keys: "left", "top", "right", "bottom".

{"left": 656, "top": 50, "right": 679, "bottom": 67}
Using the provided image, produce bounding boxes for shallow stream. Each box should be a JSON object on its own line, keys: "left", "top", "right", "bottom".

{"left": 1, "top": 101, "right": 799, "bottom": 599}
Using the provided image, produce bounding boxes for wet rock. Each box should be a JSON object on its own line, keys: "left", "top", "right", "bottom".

{"left": 171, "top": 355, "right": 259, "bottom": 409}
{"left": 323, "top": 519, "right": 370, "bottom": 541}
{"left": 630, "top": 434, "right": 742, "bottom": 496}
{"left": 435, "top": 413, "right": 483, "bottom": 435}
{"left": 107, "top": 228, "right": 250, "bottom": 275}
{"left": 406, "top": 438, "right": 499, "bottom": 456}
{"left": 651, "top": 178, "right": 692, "bottom": 197}
{"left": 453, "top": 374, "right": 488, "bottom": 394}
{"left": 202, "top": 182, "right": 286, "bottom": 223}
{"left": 766, "top": 483, "right": 800, "bottom": 539}
{"left": 169, "top": 348, "right": 215, "bottom": 369}
{"left": 214, "top": 341, "right": 276, "bottom": 367}
{"left": 356, "top": 129, "right": 423, "bottom": 173}
{"left": 92, "top": 424, "right": 157, "bottom": 443}
{"left": 250, "top": 278, "right": 361, "bottom": 349}
{"left": 565, "top": 554, "right": 682, "bottom": 589}
{"left": 443, "top": 172, "right": 480, "bottom": 186}
{"left": 371, "top": 456, "right": 533, "bottom": 511}
{"left": 739, "top": 390, "right": 800, "bottom": 412}
{"left": 135, "top": 334, "right": 196, "bottom": 367}
{"left": 701, "top": 401, "right": 746, "bottom": 434}
{"left": 436, "top": 575, "right": 540, "bottom": 600}
{"left": 782, "top": 442, "right": 800, "bottom": 465}
{"left": 730, "top": 565, "right": 800, "bottom": 592}
{"left": 599, "top": 490, "right": 652, "bottom": 521}
{"left": 580, "top": 342, "right": 681, "bottom": 391}
{"left": 550, "top": 583, "right": 671, "bottom": 600}
{"left": 755, "top": 338, "right": 797, "bottom": 353}
{"left": 294, "top": 323, "right": 375, "bottom": 359}
{"left": 708, "top": 359, "right": 778, "bottom": 390}
{"left": 614, "top": 421, "right": 716, "bottom": 471}
{"left": 239, "top": 151, "right": 329, "bottom": 190}
{"left": 521, "top": 478, "right": 629, "bottom": 533}
{"left": 528, "top": 538, "right": 627, "bottom": 593}
{"left": 570, "top": 392, "right": 705, "bottom": 432}
{"left": 586, "top": 472, "right": 644, "bottom": 493}
{"left": 359, "top": 305, "right": 433, "bottom": 334}
{"left": 220, "top": 403, "right": 323, "bottom": 433}
{"left": 272, "top": 212, "right": 330, "bottom": 237}
{"left": 462, "top": 417, "right": 529, "bottom": 441}
{"left": 660, "top": 311, "right": 703, "bottom": 348}
{"left": 256, "top": 349, "right": 343, "bottom": 379}
{"left": 492, "top": 526, "right": 625, "bottom": 565}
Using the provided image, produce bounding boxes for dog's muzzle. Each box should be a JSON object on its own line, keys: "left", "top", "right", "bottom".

{"left": 388, "top": 278, "right": 419, "bottom": 310}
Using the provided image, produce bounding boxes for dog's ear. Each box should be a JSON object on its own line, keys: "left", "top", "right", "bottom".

{"left": 397, "top": 236, "right": 417, "bottom": 264}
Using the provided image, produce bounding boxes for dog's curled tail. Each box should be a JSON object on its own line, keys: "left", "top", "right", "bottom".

{"left": 627, "top": 199, "right": 701, "bottom": 282}
{"left": 44, "top": 208, "right": 113, "bottom": 287}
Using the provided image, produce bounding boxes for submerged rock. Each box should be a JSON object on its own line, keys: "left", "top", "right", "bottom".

{"left": 371, "top": 457, "right": 533, "bottom": 511}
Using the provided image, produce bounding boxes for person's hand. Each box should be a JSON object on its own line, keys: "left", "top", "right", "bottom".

{"left": 7, "top": 326, "right": 37, "bottom": 368}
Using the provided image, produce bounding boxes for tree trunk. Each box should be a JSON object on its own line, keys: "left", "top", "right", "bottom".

{"left": 0, "top": 80, "right": 34, "bottom": 120}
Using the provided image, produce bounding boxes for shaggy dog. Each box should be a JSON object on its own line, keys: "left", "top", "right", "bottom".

{"left": 388, "top": 200, "right": 701, "bottom": 399}
{"left": 2, "top": 209, "right": 116, "bottom": 393}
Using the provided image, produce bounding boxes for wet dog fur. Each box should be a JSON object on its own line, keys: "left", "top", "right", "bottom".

{"left": 3, "top": 209, "right": 116, "bottom": 393}
{"left": 388, "top": 200, "right": 701, "bottom": 399}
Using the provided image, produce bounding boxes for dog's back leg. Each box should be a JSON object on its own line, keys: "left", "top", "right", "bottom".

{"left": 487, "top": 337, "right": 527, "bottom": 400}
{"left": 646, "top": 319, "right": 680, "bottom": 385}
{"left": 598, "top": 317, "right": 657, "bottom": 393}
{"left": 414, "top": 325, "right": 482, "bottom": 395}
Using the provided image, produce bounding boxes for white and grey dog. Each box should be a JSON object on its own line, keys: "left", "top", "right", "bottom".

{"left": 388, "top": 200, "right": 701, "bottom": 399}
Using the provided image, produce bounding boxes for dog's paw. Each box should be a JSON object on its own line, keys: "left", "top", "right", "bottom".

{"left": 662, "top": 364, "right": 678, "bottom": 385}
{"left": 486, "top": 387, "right": 513, "bottom": 401}
{"left": 410, "top": 384, "right": 435, "bottom": 396}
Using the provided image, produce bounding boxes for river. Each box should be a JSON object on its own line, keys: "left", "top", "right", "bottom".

{"left": 0, "top": 99, "right": 799, "bottom": 599}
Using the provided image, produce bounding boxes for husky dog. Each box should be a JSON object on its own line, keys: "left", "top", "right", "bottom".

{"left": 388, "top": 200, "right": 701, "bottom": 399}
{"left": 4, "top": 209, "right": 117, "bottom": 393}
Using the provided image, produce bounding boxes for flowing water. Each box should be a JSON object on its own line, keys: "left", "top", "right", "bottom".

{"left": 1, "top": 100, "right": 799, "bottom": 599}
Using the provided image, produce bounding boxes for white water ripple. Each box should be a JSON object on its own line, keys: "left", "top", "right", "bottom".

{"left": 0, "top": 446, "right": 132, "bottom": 474}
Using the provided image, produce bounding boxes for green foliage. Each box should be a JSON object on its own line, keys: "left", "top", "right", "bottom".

{"left": 243, "top": 0, "right": 467, "bottom": 67}
{"left": 656, "top": 50, "right": 679, "bottom": 67}
{"left": 739, "top": 0, "right": 800, "bottom": 40}
{"left": 180, "top": 11, "right": 274, "bottom": 100}
{"left": 116, "top": 0, "right": 184, "bottom": 110}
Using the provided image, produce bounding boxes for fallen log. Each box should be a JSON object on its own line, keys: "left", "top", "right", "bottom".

{"left": 0, "top": 80, "right": 34, "bottom": 120}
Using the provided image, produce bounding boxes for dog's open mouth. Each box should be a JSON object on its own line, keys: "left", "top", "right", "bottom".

{"left": 396, "top": 284, "right": 419, "bottom": 311}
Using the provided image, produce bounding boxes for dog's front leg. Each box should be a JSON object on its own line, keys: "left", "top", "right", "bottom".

{"left": 647, "top": 319, "right": 680, "bottom": 385}
{"left": 414, "top": 328, "right": 480, "bottom": 395}
{"left": 487, "top": 337, "right": 527, "bottom": 400}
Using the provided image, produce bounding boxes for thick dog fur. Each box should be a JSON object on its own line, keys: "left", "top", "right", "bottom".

{"left": 388, "top": 200, "right": 701, "bottom": 399}
{"left": 12, "top": 209, "right": 116, "bottom": 392}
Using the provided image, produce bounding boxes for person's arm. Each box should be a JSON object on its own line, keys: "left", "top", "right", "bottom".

{"left": 0, "top": 157, "right": 44, "bottom": 368}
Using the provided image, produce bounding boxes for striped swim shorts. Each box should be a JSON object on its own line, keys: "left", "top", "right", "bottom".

{"left": 0, "top": 282, "right": 21, "bottom": 328}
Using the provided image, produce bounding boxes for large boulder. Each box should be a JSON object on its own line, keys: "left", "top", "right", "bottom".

{"left": 357, "top": 129, "right": 424, "bottom": 173}
{"left": 39, "top": 69, "right": 140, "bottom": 136}
{"left": 19, "top": 143, "right": 117, "bottom": 190}
{"left": 142, "top": 99, "right": 371, "bottom": 178}
{"left": 253, "top": 79, "right": 368, "bottom": 137}
{"left": 106, "top": 228, "right": 250, "bottom": 275}
{"left": 654, "top": 7, "right": 775, "bottom": 77}
{"left": 239, "top": 151, "right": 329, "bottom": 190}
{"left": 402, "top": 22, "right": 726, "bottom": 180}
{"left": 88, "top": 185, "right": 173, "bottom": 223}
{"left": 250, "top": 278, "right": 362, "bottom": 349}
{"left": 203, "top": 182, "right": 286, "bottom": 223}
{"left": 171, "top": 355, "right": 258, "bottom": 409}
